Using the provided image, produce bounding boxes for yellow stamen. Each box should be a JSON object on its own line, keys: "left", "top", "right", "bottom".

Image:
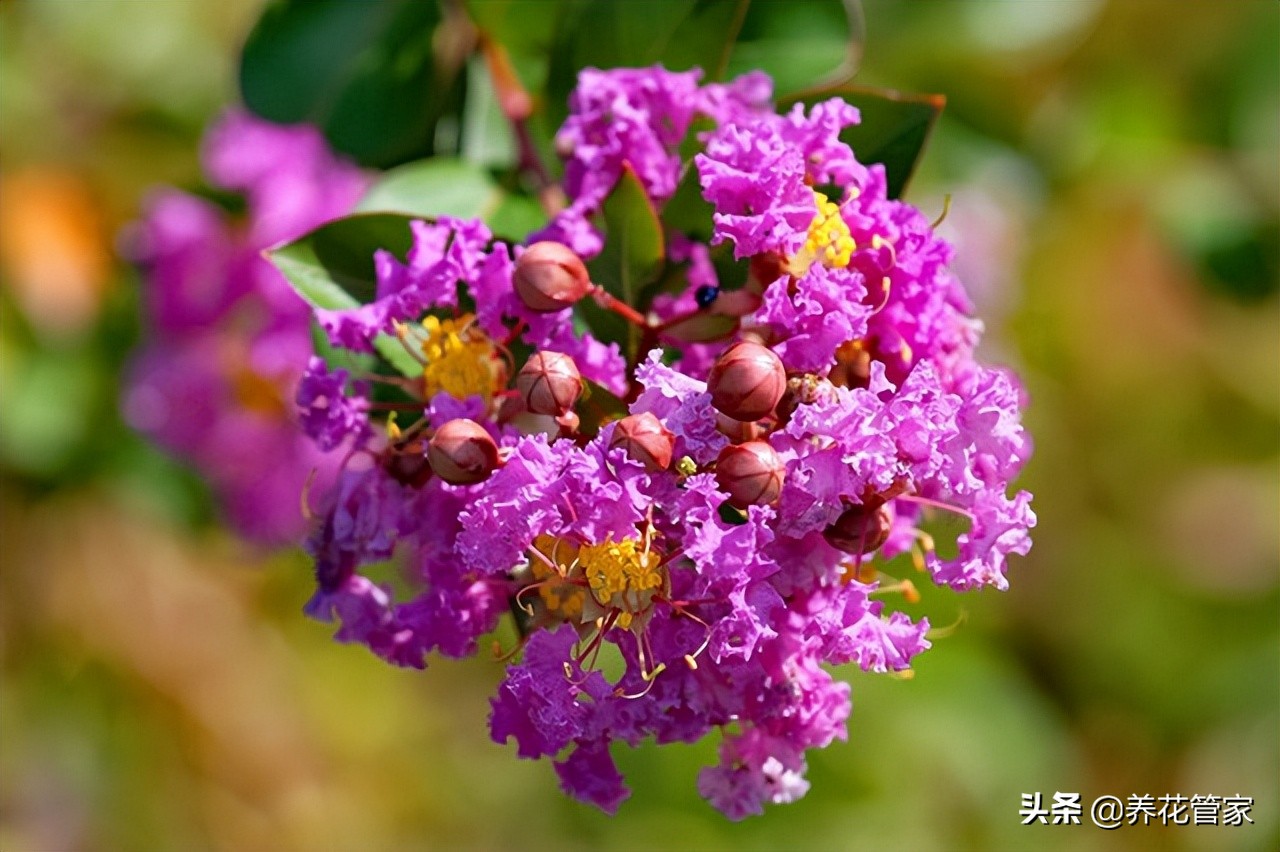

{"left": 788, "top": 189, "right": 856, "bottom": 276}
{"left": 529, "top": 534, "right": 585, "bottom": 620}
{"left": 419, "top": 313, "right": 503, "bottom": 401}
{"left": 580, "top": 536, "right": 663, "bottom": 630}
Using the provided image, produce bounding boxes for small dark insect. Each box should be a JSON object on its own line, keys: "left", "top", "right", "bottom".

{"left": 694, "top": 284, "right": 719, "bottom": 308}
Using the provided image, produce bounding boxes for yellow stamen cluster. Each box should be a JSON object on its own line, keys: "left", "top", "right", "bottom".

{"left": 529, "top": 535, "right": 585, "bottom": 620}
{"left": 580, "top": 537, "right": 663, "bottom": 629}
{"left": 419, "top": 313, "right": 501, "bottom": 401}
{"left": 789, "top": 189, "right": 856, "bottom": 275}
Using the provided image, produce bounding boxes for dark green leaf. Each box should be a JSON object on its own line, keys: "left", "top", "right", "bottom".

{"left": 588, "top": 167, "right": 666, "bottom": 304}
{"left": 545, "top": 0, "right": 749, "bottom": 128}
{"left": 661, "top": 312, "right": 738, "bottom": 343}
{"left": 465, "top": 0, "right": 564, "bottom": 93}
{"left": 576, "top": 379, "right": 628, "bottom": 438}
{"left": 717, "top": 502, "right": 748, "bottom": 525}
{"left": 583, "top": 167, "right": 666, "bottom": 356}
{"left": 782, "top": 85, "right": 945, "bottom": 199}
{"left": 728, "top": 0, "right": 864, "bottom": 96}
{"left": 268, "top": 213, "right": 421, "bottom": 376}
{"left": 661, "top": 161, "right": 716, "bottom": 242}
{"left": 240, "top": 0, "right": 464, "bottom": 169}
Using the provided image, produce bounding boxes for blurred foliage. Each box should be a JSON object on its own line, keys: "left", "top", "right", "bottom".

{"left": 1, "top": 0, "right": 1277, "bottom": 850}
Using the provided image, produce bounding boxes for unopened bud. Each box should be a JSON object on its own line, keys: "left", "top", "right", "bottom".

{"left": 823, "top": 503, "right": 892, "bottom": 555}
{"left": 707, "top": 341, "right": 786, "bottom": 422}
{"left": 715, "top": 440, "right": 784, "bottom": 508}
{"left": 516, "top": 351, "right": 583, "bottom": 416}
{"left": 496, "top": 392, "right": 526, "bottom": 424}
{"left": 555, "top": 410, "right": 580, "bottom": 435}
{"left": 513, "top": 241, "right": 591, "bottom": 312}
{"left": 428, "top": 418, "right": 500, "bottom": 485}
{"left": 609, "top": 412, "right": 676, "bottom": 471}
{"left": 384, "top": 444, "right": 433, "bottom": 488}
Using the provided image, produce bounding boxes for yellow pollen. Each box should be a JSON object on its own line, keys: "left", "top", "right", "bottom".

{"left": 419, "top": 313, "right": 502, "bottom": 401}
{"left": 580, "top": 536, "right": 663, "bottom": 629}
{"left": 529, "top": 535, "right": 585, "bottom": 620}
{"left": 789, "top": 189, "right": 855, "bottom": 275}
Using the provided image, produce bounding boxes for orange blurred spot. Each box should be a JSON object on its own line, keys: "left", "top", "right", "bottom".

{"left": 0, "top": 167, "right": 111, "bottom": 340}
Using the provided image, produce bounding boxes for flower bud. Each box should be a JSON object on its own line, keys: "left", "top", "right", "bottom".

{"left": 427, "top": 419, "right": 499, "bottom": 485}
{"left": 822, "top": 503, "right": 892, "bottom": 555}
{"left": 513, "top": 241, "right": 591, "bottom": 312}
{"left": 715, "top": 440, "right": 784, "bottom": 508}
{"left": 609, "top": 412, "right": 676, "bottom": 472}
{"left": 707, "top": 341, "right": 786, "bottom": 422}
{"left": 555, "top": 410, "right": 581, "bottom": 436}
{"left": 516, "top": 351, "right": 583, "bottom": 416}
{"left": 384, "top": 445, "right": 433, "bottom": 488}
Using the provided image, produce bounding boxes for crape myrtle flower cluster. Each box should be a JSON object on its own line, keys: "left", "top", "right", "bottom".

{"left": 123, "top": 111, "right": 367, "bottom": 543}
{"left": 296, "top": 66, "right": 1035, "bottom": 819}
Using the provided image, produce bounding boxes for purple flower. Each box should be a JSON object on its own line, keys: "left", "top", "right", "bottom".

{"left": 296, "top": 357, "right": 369, "bottom": 451}
{"left": 490, "top": 625, "right": 610, "bottom": 758}
{"left": 696, "top": 121, "right": 815, "bottom": 259}
{"left": 698, "top": 729, "right": 811, "bottom": 821}
{"left": 557, "top": 66, "right": 703, "bottom": 211}
{"left": 631, "top": 351, "right": 728, "bottom": 465}
{"left": 282, "top": 67, "right": 1035, "bottom": 821}
{"left": 125, "top": 110, "right": 366, "bottom": 544}
{"left": 554, "top": 740, "right": 630, "bottom": 814}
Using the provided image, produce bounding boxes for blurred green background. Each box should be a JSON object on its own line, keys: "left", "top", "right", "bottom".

{"left": 1, "top": 1, "right": 1276, "bottom": 849}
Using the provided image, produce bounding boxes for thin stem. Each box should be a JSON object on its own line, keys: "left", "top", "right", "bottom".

{"left": 897, "top": 493, "right": 975, "bottom": 521}
{"left": 479, "top": 35, "right": 564, "bottom": 217}
{"left": 591, "top": 286, "right": 648, "bottom": 327}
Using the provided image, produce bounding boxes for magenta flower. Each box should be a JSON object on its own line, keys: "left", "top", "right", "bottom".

{"left": 123, "top": 110, "right": 367, "bottom": 544}
{"left": 284, "top": 66, "right": 1034, "bottom": 819}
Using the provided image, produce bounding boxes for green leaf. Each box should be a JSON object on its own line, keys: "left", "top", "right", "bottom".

{"left": 782, "top": 84, "right": 945, "bottom": 200}
{"left": 727, "top": 0, "right": 864, "bottom": 96}
{"left": 660, "top": 312, "right": 738, "bottom": 344}
{"left": 268, "top": 213, "right": 422, "bottom": 376}
{"left": 589, "top": 167, "right": 666, "bottom": 304}
{"left": 662, "top": 161, "right": 716, "bottom": 242}
{"left": 584, "top": 166, "right": 665, "bottom": 355}
{"left": 486, "top": 195, "right": 545, "bottom": 242}
{"left": 459, "top": 56, "right": 518, "bottom": 169}
{"left": 240, "top": 0, "right": 464, "bottom": 169}
{"left": 356, "top": 158, "right": 504, "bottom": 220}
{"left": 576, "top": 379, "right": 628, "bottom": 438}
{"left": 545, "top": 0, "right": 749, "bottom": 128}
{"left": 465, "top": 0, "right": 564, "bottom": 92}
{"left": 355, "top": 157, "right": 544, "bottom": 242}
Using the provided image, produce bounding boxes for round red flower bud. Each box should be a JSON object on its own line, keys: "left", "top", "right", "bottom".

{"left": 427, "top": 419, "right": 500, "bottom": 485}
{"left": 823, "top": 503, "right": 892, "bottom": 555}
{"left": 513, "top": 241, "right": 591, "bottom": 312}
{"left": 707, "top": 341, "right": 786, "bottom": 422}
{"left": 715, "top": 440, "right": 784, "bottom": 508}
{"left": 516, "top": 350, "right": 583, "bottom": 416}
{"left": 609, "top": 412, "right": 676, "bottom": 472}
